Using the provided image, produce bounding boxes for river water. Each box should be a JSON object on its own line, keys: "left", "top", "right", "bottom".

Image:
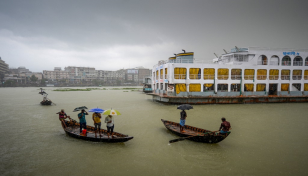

{"left": 0, "top": 87, "right": 307, "bottom": 176}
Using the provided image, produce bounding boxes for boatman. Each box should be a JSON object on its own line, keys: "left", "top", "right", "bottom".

{"left": 92, "top": 112, "right": 102, "bottom": 138}
{"left": 78, "top": 109, "right": 88, "bottom": 134}
{"left": 219, "top": 117, "right": 231, "bottom": 134}
{"left": 180, "top": 110, "right": 187, "bottom": 133}
{"left": 57, "top": 109, "right": 70, "bottom": 128}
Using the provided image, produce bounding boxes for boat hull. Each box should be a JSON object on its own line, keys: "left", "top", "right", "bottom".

{"left": 161, "top": 119, "right": 230, "bottom": 143}
{"left": 40, "top": 100, "right": 52, "bottom": 105}
{"left": 62, "top": 119, "right": 133, "bottom": 143}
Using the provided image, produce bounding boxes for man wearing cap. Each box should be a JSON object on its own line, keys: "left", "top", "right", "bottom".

{"left": 78, "top": 109, "right": 88, "bottom": 134}
{"left": 219, "top": 117, "right": 231, "bottom": 134}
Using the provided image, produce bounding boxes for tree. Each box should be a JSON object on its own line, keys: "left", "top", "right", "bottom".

{"left": 30, "top": 75, "right": 38, "bottom": 82}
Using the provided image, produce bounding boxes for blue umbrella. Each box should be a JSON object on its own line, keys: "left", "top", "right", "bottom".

{"left": 89, "top": 108, "right": 104, "bottom": 113}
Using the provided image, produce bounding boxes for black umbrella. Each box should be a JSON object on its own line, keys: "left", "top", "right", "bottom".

{"left": 177, "top": 104, "right": 193, "bottom": 110}
{"left": 73, "top": 106, "right": 88, "bottom": 112}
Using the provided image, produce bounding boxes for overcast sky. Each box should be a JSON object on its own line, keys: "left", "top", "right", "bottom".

{"left": 1, "top": 0, "right": 308, "bottom": 72}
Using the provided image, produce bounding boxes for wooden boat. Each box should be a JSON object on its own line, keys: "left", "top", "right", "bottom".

{"left": 161, "top": 119, "right": 230, "bottom": 143}
{"left": 61, "top": 119, "right": 133, "bottom": 143}
{"left": 40, "top": 100, "right": 52, "bottom": 105}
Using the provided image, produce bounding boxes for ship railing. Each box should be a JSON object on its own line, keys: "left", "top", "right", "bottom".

{"left": 292, "top": 75, "right": 302, "bottom": 80}
{"left": 293, "top": 61, "right": 303, "bottom": 66}
{"left": 217, "top": 75, "right": 229, "bottom": 80}
{"left": 269, "top": 75, "right": 279, "bottom": 80}
{"left": 281, "top": 75, "right": 290, "bottom": 80}
{"left": 189, "top": 74, "right": 201, "bottom": 79}
{"left": 174, "top": 74, "right": 187, "bottom": 79}
{"left": 281, "top": 61, "right": 291, "bottom": 66}
{"left": 257, "top": 75, "right": 267, "bottom": 80}
{"left": 231, "top": 75, "right": 242, "bottom": 80}
{"left": 204, "top": 75, "right": 215, "bottom": 80}
{"left": 244, "top": 75, "right": 254, "bottom": 80}
{"left": 257, "top": 61, "right": 268, "bottom": 65}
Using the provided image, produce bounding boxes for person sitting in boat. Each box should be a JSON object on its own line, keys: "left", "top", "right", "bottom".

{"left": 219, "top": 117, "right": 231, "bottom": 134}
{"left": 92, "top": 112, "right": 102, "bottom": 138}
{"left": 57, "top": 109, "right": 70, "bottom": 128}
{"left": 78, "top": 109, "right": 88, "bottom": 134}
{"left": 105, "top": 115, "right": 114, "bottom": 138}
{"left": 180, "top": 110, "right": 187, "bottom": 133}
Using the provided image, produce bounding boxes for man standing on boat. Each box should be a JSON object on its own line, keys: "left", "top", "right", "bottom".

{"left": 57, "top": 109, "right": 70, "bottom": 128}
{"left": 92, "top": 112, "right": 102, "bottom": 138}
{"left": 105, "top": 115, "right": 114, "bottom": 138}
{"left": 180, "top": 110, "right": 187, "bottom": 133}
{"left": 219, "top": 117, "right": 231, "bottom": 134}
{"left": 78, "top": 109, "right": 88, "bottom": 134}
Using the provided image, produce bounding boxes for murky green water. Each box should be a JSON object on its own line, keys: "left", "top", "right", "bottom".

{"left": 0, "top": 87, "right": 307, "bottom": 176}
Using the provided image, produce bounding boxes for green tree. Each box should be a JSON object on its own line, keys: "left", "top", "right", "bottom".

{"left": 30, "top": 75, "right": 38, "bottom": 82}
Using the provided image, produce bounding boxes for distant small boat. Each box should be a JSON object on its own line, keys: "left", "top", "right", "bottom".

{"left": 161, "top": 119, "right": 230, "bottom": 143}
{"left": 46, "top": 84, "right": 54, "bottom": 87}
{"left": 39, "top": 88, "right": 53, "bottom": 106}
{"left": 61, "top": 119, "right": 134, "bottom": 143}
{"left": 40, "top": 100, "right": 52, "bottom": 105}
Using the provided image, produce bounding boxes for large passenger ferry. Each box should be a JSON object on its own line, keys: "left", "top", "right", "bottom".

{"left": 150, "top": 47, "right": 308, "bottom": 104}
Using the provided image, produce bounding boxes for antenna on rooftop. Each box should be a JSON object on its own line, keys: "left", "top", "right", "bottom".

{"left": 182, "top": 49, "right": 186, "bottom": 53}
{"left": 223, "top": 49, "right": 228, "bottom": 54}
{"left": 214, "top": 53, "right": 219, "bottom": 58}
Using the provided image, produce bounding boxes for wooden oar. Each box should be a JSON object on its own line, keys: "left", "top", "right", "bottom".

{"left": 169, "top": 132, "right": 212, "bottom": 144}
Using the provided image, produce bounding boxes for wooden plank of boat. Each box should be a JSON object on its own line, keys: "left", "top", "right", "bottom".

{"left": 62, "top": 119, "right": 133, "bottom": 143}
{"left": 161, "top": 119, "right": 230, "bottom": 144}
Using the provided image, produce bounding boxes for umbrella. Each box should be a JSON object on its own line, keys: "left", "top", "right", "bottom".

{"left": 177, "top": 104, "right": 193, "bottom": 110}
{"left": 73, "top": 106, "right": 88, "bottom": 112}
{"left": 89, "top": 108, "right": 104, "bottom": 113}
{"left": 103, "top": 109, "right": 121, "bottom": 116}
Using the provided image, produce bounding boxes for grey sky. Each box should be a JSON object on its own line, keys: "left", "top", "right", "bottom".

{"left": 1, "top": 0, "right": 307, "bottom": 72}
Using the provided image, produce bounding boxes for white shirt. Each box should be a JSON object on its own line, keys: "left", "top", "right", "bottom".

{"left": 105, "top": 116, "right": 114, "bottom": 127}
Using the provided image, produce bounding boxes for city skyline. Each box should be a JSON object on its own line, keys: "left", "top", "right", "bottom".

{"left": 1, "top": 0, "right": 308, "bottom": 72}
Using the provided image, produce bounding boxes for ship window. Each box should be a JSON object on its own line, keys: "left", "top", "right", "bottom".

{"left": 306, "top": 57, "right": 308, "bottom": 66}
{"left": 189, "top": 84, "right": 201, "bottom": 92}
{"left": 256, "top": 84, "right": 266, "bottom": 91}
{"left": 217, "top": 69, "right": 229, "bottom": 80}
{"left": 281, "top": 83, "right": 289, "bottom": 91}
{"left": 217, "top": 84, "right": 228, "bottom": 91}
{"left": 203, "top": 84, "right": 214, "bottom": 91}
{"left": 165, "top": 68, "right": 168, "bottom": 79}
{"left": 174, "top": 68, "right": 186, "bottom": 79}
{"left": 204, "top": 68, "right": 215, "bottom": 80}
{"left": 282, "top": 56, "right": 291, "bottom": 66}
{"left": 231, "top": 69, "right": 241, "bottom": 80}
{"left": 305, "top": 70, "right": 308, "bottom": 80}
{"left": 231, "top": 84, "right": 240, "bottom": 92}
{"left": 156, "top": 71, "right": 158, "bottom": 79}
{"left": 234, "top": 54, "right": 248, "bottom": 62}
{"left": 269, "top": 84, "right": 278, "bottom": 95}
{"left": 257, "top": 69, "right": 267, "bottom": 80}
{"left": 293, "top": 56, "right": 303, "bottom": 66}
{"left": 160, "top": 69, "right": 163, "bottom": 79}
{"left": 292, "top": 84, "right": 301, "bottom": 91}
{"left": 305, "top": 84, "right": 308, "bottom": 91}
{"left": 269, "top": 69, "right": 279, "bottom": 80}
{"left": 175, "top": 84, "right": 186, "bottom": 94}
{"left": 258, "top": 55, "right": 268, "bottom": 65}
{"left": 292, "top": 70, "right": 302, "bottom": 80}
{"left": 244, "top": 69, "right": 254, "bottom": 80}
{"left": 270, "top": 55, "right": 279, "bottom": 65}
{"left": 244, "top": 84, "right": 254, "bottom": 92}
{"left": 281, "top": 70, "right": 290, "bottom": 80}
{"left": 189, "top": 68, "right": 201, "bottom": 80}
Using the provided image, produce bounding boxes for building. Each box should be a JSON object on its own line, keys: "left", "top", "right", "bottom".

{"left": 0, "top": 58, "right": 9, "bottom": 74}
{"left": 43, "top": 67, "right": 69, "bottom": 81}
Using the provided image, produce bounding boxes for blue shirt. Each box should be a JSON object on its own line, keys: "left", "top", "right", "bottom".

{"left": 78, "top": 112, "right": 87, "bottom": 123}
